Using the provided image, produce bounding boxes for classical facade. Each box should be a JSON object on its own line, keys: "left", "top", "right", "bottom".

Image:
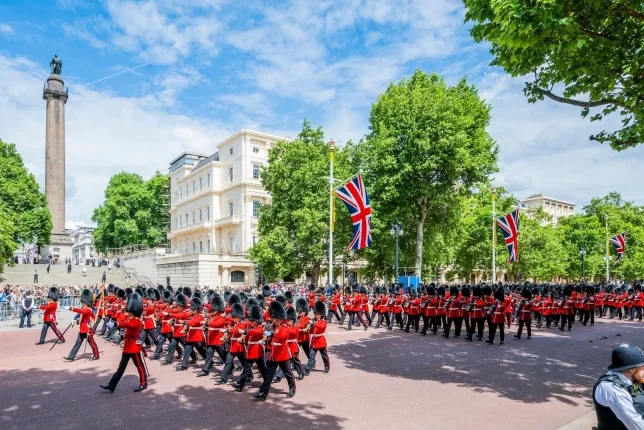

{"left": 521, "top": 194, "right": 576, "bottom": 224}
{"left": 160, "top": 130, "right": 290, "bottom": 287}
{"left": 71, "top": 226, "right": 96, "bottom": 264}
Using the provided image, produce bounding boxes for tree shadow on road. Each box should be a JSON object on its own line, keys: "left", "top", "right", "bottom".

{"left": 329, "top": 319, "right": 643, "bottom": 406}
{"left": 0, "top": 366, "right": 345, "bottom": 430}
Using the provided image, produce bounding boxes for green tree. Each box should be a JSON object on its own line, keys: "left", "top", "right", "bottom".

{"left": 358, "top": 70, "right": 498, "bottom": 279}
{"left": 0, "top": 139, "right": 52, "bottom": 270}
{"left": 92, "top": 171, "right": 169, "bottom": 253}
{"left": 249, "top": 120, "right": 353, "bottom": 285}
{"left": 464, "top": 0, "right": 644, "bottom": 150}
{"left": 557, "top": 214, "right": 606, "bottom": 281}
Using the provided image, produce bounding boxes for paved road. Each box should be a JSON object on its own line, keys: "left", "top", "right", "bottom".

{"left": 0, "top": 314, "right": 641, "bottom": 430}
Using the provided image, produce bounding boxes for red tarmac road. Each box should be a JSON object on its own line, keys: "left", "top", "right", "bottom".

{"left": 1, "top": 316, "right": 642, "bottom": 430}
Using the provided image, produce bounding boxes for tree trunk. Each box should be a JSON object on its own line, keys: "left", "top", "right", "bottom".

{"left": 415, "top": 206, "right": 428, "bottom": 279}
{"left": 311, "top": 262, "right": 320, "bottom": 286}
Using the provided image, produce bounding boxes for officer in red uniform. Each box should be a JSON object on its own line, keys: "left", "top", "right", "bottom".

{"left": 161, "top": 293, "right": 193, "bottom": 365}
{"left": 437, "top": 286, "right": 448, "bottom": 329}
{"left": 514, "top": 287, "right": 533, "bottom": 340}
{"left": 217, "top": 302, "right": 247, "bottom": 384}
{"left": 231, "top": 305, "right": 267, "bottom": 392}
{"left": 100, "top": 292, "right": 147, "bottom": 393}
{"left": 393, "top": 287, "right": 405, "bottom": 330}
{"left": 197, "top": 294, "right": 229, "bottom": 377}
{"left": 152, "top": 290, "right": 174, "bottom": 360}
{"left": 486, "top": 288, "right": 506, "bottom": 345}
{"left": 560, "top": 286, "right": 574, "bottom": 331}
{"left": 64, "top": 289, "right": 99, "bottom": 361}
{"left": 328, "top": 287, "right": 342, "bottom": 323}
{"left": 421, "top": 286, "right": 439, "bottom": 335}
{"left": 176, "top": 296, "right": 207, "bottom": 371}
{"left": 274, "top": 307, "right": 304, "bottom": 381}
{"left": 99, "top": 284, "right": 116, "bottom": 336}
{"left": 582, "top": 285, "right": 596, "bottom": 326}
{"left": 140, "top": 288, "right": 159, "bottom": 347}
{"left": 376, "top": 287, "right": 391, "bottom": 329}
{"left": 36, "top": 287, "right": 65, "bottom": 345}
{"left": 304, "top": 301, "right": 330, "bottom": 375}
{"left": 340, "top": 286, "right": 353, "bottom": 327}
{"left": 468, "top": 286, "right": 486, "bottom": 341}
{"left": 405, "top": 288, "right": 421, "bottom": 333}
{"left": 443, "top": 286, "right": 461, "bottom": 338}
{"left": 295, "top": 298, "right": 311, "bottom": 370}
{"left": 254, "top": 301, "right": 296, "bottom": 400}
{"left": 307, "top": 285, "right": 317, "bottom": 309}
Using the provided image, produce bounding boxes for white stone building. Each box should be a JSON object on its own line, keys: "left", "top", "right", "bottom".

{"left": 71, "top": 226, "right": 96, "bottom": 264}
{"left": 521, "top": 194, "right": 576, "bottom": 224}
{"left": 159, "top": 130, "right": 291, "bottom": 287}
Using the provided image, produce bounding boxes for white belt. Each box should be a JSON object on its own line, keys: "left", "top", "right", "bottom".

{"left": 188, "top": 327, "right": 201, "bottom": 330}
{"left": 272, "top": 342, "right": 283, "bottom": 346}
{"left": 287, "top": 339, "right": 297, "bottom": 343}
{"left": 248, "top": 341, "right": 263, "bottom": 345}
{"left": 208, "top": 328, "right": 226, "bottom": 331}
{"left": 310, "top": 334, "right": 325, "bottom": 338}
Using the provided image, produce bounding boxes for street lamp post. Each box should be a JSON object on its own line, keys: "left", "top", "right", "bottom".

{"left": 389, "top": 219, "right": 403, "bottom": 283}
{"left": 579, "top": 246, "right": 586, "bottom": 282}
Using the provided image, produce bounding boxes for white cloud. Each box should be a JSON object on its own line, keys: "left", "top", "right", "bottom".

{"left": 0, "top": 23, "right": 14, "bottom": 35}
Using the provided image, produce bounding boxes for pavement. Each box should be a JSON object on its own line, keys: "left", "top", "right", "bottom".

{"left": 1, "top": 262, "right": 129, "bottom": 287}
{"left": 0, "top": 314, "right": 641, "bottom": 430}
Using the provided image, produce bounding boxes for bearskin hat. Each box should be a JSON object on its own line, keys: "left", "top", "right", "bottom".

{"left": 437, "top": 286, "right": 446, "bottom": 297}
{"left": 182, "top": 287, "right": 192, "bottom": 298}
{"left": 229, "top": 293, "right": 241, "bottom": 306}
{"left": 286, "top": 307, "right": 297, "bottom": 322}
{"left": 374, "top": 286, "right": 380, "bottom": 295}
{"left": 295, "top": 298, "right": 309, "bottom": 314}
{"left": 268, "top": 301, "right": 286, "bottom": 320}
{"left": 230, "top": 303, "right": 244, "bottom": 319}
{"left": 418, "top": 285, "right": 426, "bottom": 295}
{"left": 125, "top": 292, "right": 144, "bottom": 317}
{"left": 193, "top": 289, "right": 203, "bottom": 300}
{"left": 275, "top": 295, "right": 287, "bottom": 307}
{"left": 125, "top": 287, "right": 133, "bottom": 297}
{"left": 352, "top": 283, "right": 359, "bottom": 293}
{"left": 284, "top": 291, "right": 293, "bottom": 303}
{"left": 309, "top": 284, "right": 316, "bottom": 292}
{"left": 586, "top": 285, "right": 595, "bottom": 294}
{"left": 224, "top": 290, "right": 232, "bottom": 302}
{"left": 574, "top": 285, "right": 582, "bottom": 293}
{"left": 563, "top": 286, "right": 573, "bottom": 297}
{"left": 461, "top": 287, "right": 471, "bottom": 298}
{"left": 532, "top": 287, "right": 540, "bottom": 296}
{"left": 262, "top": 285, "right": 272, "bottom": 297}
{"left": 472, "top": 286, "right": 482, "bottom": 298}
{"left": 255, "top": 294, "right": 266, "bottom": 309}
{"left": 80, "top": 288, "right": 93, "bottom": 306}
{"left": 345, "top": 286, "right": 353, "bottom": 295}
{"left": 409, "top": 288, "right": 417, "bottom": 297}
{"left": 162, "top": 290, "right": 173, "bottom": 303}
{"left": 246, "top": 298, "right": 259, "bottom": 308}
{"left": 248, "top": 305, "right": 263, "bottom": 323}
{"left": 207, "top": 289, "right": 216, "bottom": 300}
{"left": 135, "top": 287, "right": 145, "bottom": 297}
{"left": 635, "top": 284, "right": 642, "bottom": 292}
{"left": 166, "top": 285, "right": 174, "bottom": 293}
{"left": 494, "top": 288, "right": 505, "bottom": 301}
{"left": 482, "top": 285, "right": 492, "bottom": 296}
{"left": 550, "top": 291, "right": 559, "bottom": 299}
{"left": 359, "top": 286, "right": 366, "bottom": 294}
{"left": 521, "top": 287, "right": 532, "bottom": 300}
{"left": 47, "top": 287, "right": 60, "bottom": 302}
{"left": 191, "top": 297, "right": 203, "bottom": 311}
{"left": 153, "top": 289, "right": 161, "bottom": 301}
{"left": 449, "top": 286, "right": 459, "bottom": 297}
{"left": 427, "top": 286, "right": 436, "bottom": 296}
{"left": 175, "top": 292, "right": 188, "bottom": 308}
{"left": 313, "top": 300, "right": 326, "bottom": 318}
{"left": 116, "top": 288, "right": 126, "bottom": 299}
{"left": 107, "top": 284, "right": 115, "bottom": 294}
{"left": 146, "top": 288, "right": 156, "bottom": 300}
{"left": 211, "top": 295, "right": 225, "bottom": 313}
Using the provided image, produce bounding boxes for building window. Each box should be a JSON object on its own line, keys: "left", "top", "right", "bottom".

{"left": 180, "top": 189, "right": 183, "bottom": 199}
{"left": 199, "top": 241, "right": 203, "bottom": 253}
{"left": 207, "top": 173, "right": 211, "bottom": 187}
{"left": 252, "top": 164, "right": 260, "bottom": 179}
{"left": 185, "top": 214, "right": 188, "bottom": 225}
{"left": 231, "top": 270, "right": 245, "bottom": 283}
{"left": 199, "top": 209, "right": 202, "bottom": 222}
{"left": 176, "top": 216, "right": 179, "bottom": 228}
{"left": 207, "top": 206, "right": 210, "bottom": 221}
{"left": 193, "top": 242, "right": 196, "bottom": 252}
{"left": 229, "top": 237, "right": 234, "bottom": 253}
{"left": 229, "top": 167, "right": 234, "bottom": 182}
{"left": 200, "top": 177, "right": 203, "bottom": 190}
{"left": 186, "top": 185, "right": 189, "bottom": 196}
{"left": 229, "top": 147, "right": 234, "bottom": 155}
{"left": 229, "top": 202, "right": 234, "bottom": 217}
{"left": 253, "top": 236, "right": 258, "bottom": 245}
{"left": 192, "top": 212, "right": 195, "bottom": 223}
{"left": 193, "top": 181, "right": 195, "bottom": 193}
{"left": 207, "top": 239, "right": 211, "bottom": 253}
{"left": 253, "top": 200, "right": 260, "bottom": 217}
{"left": 252, "top": 147, "right": 259, "bottom": 153}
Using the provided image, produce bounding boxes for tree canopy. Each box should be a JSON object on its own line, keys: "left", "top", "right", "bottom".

{"left": 464, "top": 0, "right": 644, "bottom": 150}
{"left": 92, "top": 171, "right": 169, "bottom": 253}
{"left": 0, "top": 139, "right": 52, "bottom": 270}
{"left": 357, "top": 70, "right": 498, "bottom": 279}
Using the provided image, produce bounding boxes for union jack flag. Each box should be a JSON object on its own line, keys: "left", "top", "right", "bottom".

{"left": 610, "top": 232, "right": 627, "bottom": 265}
{"left": 335, "top": 175, "right": 372, "bottom": 251}
{"left": 497, "top": 208, "right": 520, "bottom": 263}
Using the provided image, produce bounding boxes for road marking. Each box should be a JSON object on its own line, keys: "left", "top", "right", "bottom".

{"left": 329, "top": 335, "right": 400, "bottom": 346}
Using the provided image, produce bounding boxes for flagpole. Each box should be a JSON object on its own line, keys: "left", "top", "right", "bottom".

{"left": 328, "top": 140, "right": 335, "bottom": 287}
{"left": 605, "top": 214, "right": 610, "bottom": 283}
{"left": 492, "top": 187, "right": 496, "bottom": 284}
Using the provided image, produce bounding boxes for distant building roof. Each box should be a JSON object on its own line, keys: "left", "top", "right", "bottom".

{"left": 521, "top": 194, "right": 576, "bottom": 206}
{"left": 168, "top": 151, "right": 208, "bottom": 167}
{"left": 191, "top": 151, "right": 219, "bottom": 172}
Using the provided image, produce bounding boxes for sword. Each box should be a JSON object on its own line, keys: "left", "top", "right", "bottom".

{"left": 50, "top": 322, "right": 74, "bottom": 351}
{"left": 140, "top": 350, "right": 150, "bottom": 376}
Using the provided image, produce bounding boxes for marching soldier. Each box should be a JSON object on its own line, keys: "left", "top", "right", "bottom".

{"left": 296, "top": 298, "right": 311, "bottom": 375}
{"left": 63, "top": 289, "right": 99, "bottom": 361}
{"left": 514, "top": 287, "right": 532, "bottom": 340}
{"left": 231, "top": 305, "right": 267, "bottom": 392}
{"left": 100, "top": 292, "right": 148, "bottom": 393}
{"left": 140, "top": 288, "right": 159, "bottom": 347}
{"left": 35, "top": 287, "right": 65, "bottom": 345}
{"left": 216, "top": 302, "right": 247, "bottom": 385}
{"left": 161, "top": 293, "right": 194, "bottom": 365}
{"left": 151, "top": 290, "right": 175, "bottom": 360}
{"left": 304, "top": 300, "right": 330, "bottom": 376}
{"left": 176, "top": 296, "right": 207, "bottom": 371}
{"left": 197, "top": 294, "right": 229, "bottom": 377}
{"left": 486, "top": 288, "right": 506, "bottom": 345}
{"left": 560, "top": 286, "right": 574, "bottom": 331}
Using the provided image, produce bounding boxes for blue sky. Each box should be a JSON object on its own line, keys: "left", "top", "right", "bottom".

{"left": 1, "top": 0, "right": 642, "bottom": 228}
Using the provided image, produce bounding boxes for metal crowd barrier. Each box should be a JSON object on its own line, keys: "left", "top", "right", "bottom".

{"left": 0, "top": 296, "right": 80, "bottom": 327}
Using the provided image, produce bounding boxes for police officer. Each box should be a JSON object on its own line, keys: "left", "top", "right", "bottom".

{"left": 593, "top": 344, "right": 644, "bottom": 430}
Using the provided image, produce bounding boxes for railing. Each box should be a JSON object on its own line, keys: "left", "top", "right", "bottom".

{"left": 0, "top": 296, "right": 80, "bottom": 327}
{"left": 120, "top": 261, "right": 154, "bottom": 288}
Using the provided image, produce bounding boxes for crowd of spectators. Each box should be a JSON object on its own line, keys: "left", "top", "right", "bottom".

{"left": 0, "top": 284, "right": 87, "bottom": 322}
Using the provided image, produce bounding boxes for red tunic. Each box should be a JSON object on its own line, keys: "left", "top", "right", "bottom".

{"left": 287, "top": 324, "right": 299, "bottom": 355}
{"left": 307, "top": 292, "right": 316, "bottom": 308}
{"left": 122, "top": 317, "right": 142, "bottom": 354}
{"left": 142, "top": 301, "right": 156, "bottom": 330}
{"left": 269, "top": 324, "right": 291, "bottom": 362}
{"left": 186, "top": 313, "right": 205, "bottom": 343}
{"left": 394, "top": 296, "right": 404, "bottom": 314}
{"left": 297, "top": 316, "right": 311, "bottom": 343}
{"left": 72, "top": 307, "right": 93, "bottom": 333}
{"left": 407, "top": 298, "right": 420, "bottom": 316}
{"left": 245, "top": 326, "right": 265, "bottom": 360}
{"left": 171, "top": 310, "right": 191, "bottom": 338}
{"left": 470, "top": 298, "right": 485, "bottom": 319}
{"left": 447, "top": 298, "right": 460, "bottom": 319}
{"left": 309, "top": 320, "right": 327, "bottom": 349}
{"left": 228, "top": 321, "right": 248, "bottom": 354}
{"left": 423, "top": 297, "right": 438, "bottom": 317}
{"left": 518, "top": 300, "right": 532, "bottom": 321}
{"left": 330, "top": 294, "right": 340, "bottom": 311}
{"left": 105, "top": 295, "right": 115, "bottom": 317}
{"left": 491, "top": 301, "right": 505, "bottom": 324}
{"left": 206, "top": 315, "right": 230, "bottom": 346}
{"left": 39, "top": 302, "right": 57, "bottom": 322}
{"left": 561, "top": 299, "right": 574, "bottom": 316}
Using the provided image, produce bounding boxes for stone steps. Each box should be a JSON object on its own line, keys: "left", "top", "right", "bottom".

{"left": 1, "top": 263, "right": 128, "bottom": 286}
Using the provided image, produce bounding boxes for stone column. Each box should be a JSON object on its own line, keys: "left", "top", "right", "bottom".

{"left": 43, "top": 73, "right": 69, "bottom": 241}
{"left": 221, "top": 267, "right": 229, "bottom": 287}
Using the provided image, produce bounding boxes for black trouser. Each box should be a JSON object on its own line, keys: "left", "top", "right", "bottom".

{"left": 276, "top": 353, "right": 304, "bottom": 379}
{"left": 610, "top": 308, "right": 623, "bottom": 319}
{"left": 488, "top": 323, "right": 504, "bottom": 343}
{"left": 545, "top": 315, "right": 552, "bottom": 327}
{"left": 140, "top": 328, "right": 159, "bottom": 347}
{"left": 259, "top": 360, "right": 295, "bottom": 396}
{"left": 202, "top": 345, "right": 227, "bottom": 373}
{"left": 306, "top": 347, "right": 329, "bottom": 372}
{"left": 236, "top": 358, "right": 267, "bottom": 389}
{"left": 165, "top": 337, "right": 192, "bottom": 363}
{"left": 629, "top": 307, "right": 642, "bottom": 321}
{"left": 444, "top": 317, "right": 466, "bottom": 337}
{"left": 220, "top": 352, "right": 246, "bottom": 382}
{"left": 93, "top": 316, "right": 103, "bottom": 330}
{"left": 534, "top": 313, "right": 542, "bottom": 327}
{"left": 583, "top": 310, "right": 595, "bottom": 325}
{"left": 40, "top": 321, "right": 64, "bottom": 343}
{"left": 428, "top": 316, "right": 440, "bottom": 334}
{"left": 154, "top": 332, "right": 172, "bottom": 358}
{"left": 376, "top": 312, "right": 391, "bottom": 328}
{"left": 180, "top": 342, "right": 207, "bottom": 367}
{"left": 369, "top": 309, "right": 377, "bottom": 325}
{"left": 405, "top": 314, "right": 420, "bottom": 332}
{"left": 470, "top": 318, "right": 485, "bottom": 339}
{"left": 19, "top": 310, "right": 33, "bottom": 327}
{"left": 516, "top": 319, "right": 531, "bottom": 338}
{"left": 439, "top": 315, "right": 447, "bottom": 328}
{"left": 99, "top": 316, "right": 111, "bottom": 336}
{"left": 68, "top": 332, "right": 99, "bottom": 359}
{"left": 393, "top": 313, "right": 403, "bottom": 329}
{"left": 560, "top": 315, "right": 572, "bottom": 330}
{"left": 107, "top": 352, "right": 147, "bottom": 388}
{"left": 348, "top": 312, "right": 367, "bottom": 329}
{"left": 327, "top": 309, "right": 341, "bottom": 323}
{"left": 506, "top": 313, "right": 512, "bottom": 327}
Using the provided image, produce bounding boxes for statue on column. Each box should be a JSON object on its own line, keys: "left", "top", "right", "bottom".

{"left": 50, "top": 55, "right": 62, "bottom": 75}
